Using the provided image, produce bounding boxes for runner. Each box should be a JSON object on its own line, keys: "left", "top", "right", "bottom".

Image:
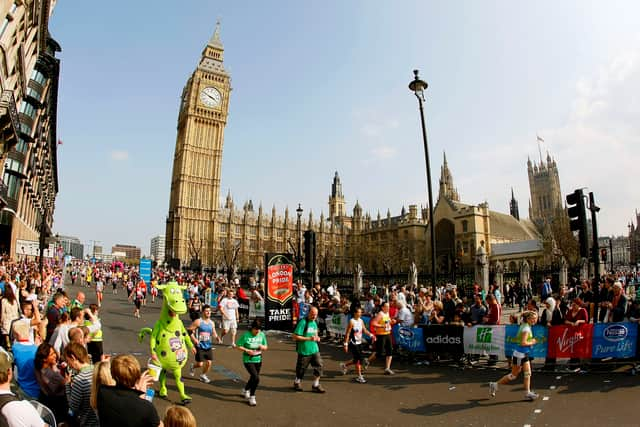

{"left": 235, "top": 319, "right": 268, "bottom": 406}
{"left": 367, "top": 302, "right": 396, "bottom": 375}
{"left": 489, "top": 310, "right": 539, "bottom": 400}
{"left": 187, "top": 305, "right": 219, "bottom": 384}
{"left": 95, "top": 276, "right": 104, "bottom": 307}
{"left": 219, "top": 289, "right": 239, "bottom": 347}
{"left": 292, "top": 306, "right": 326, "bottom": 393}
{"left": 129, "top": 281, "right": 145, "bottom": 318}
{"left": 340, "top": 307, "right": 375, "bottom": 383}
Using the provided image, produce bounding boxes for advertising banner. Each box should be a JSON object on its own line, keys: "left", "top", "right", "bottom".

{"left": 592, "top": 322, "right": 638, "bottom": 359}
{"left": 327, "top": 313, "right": 349, "bottom": 335}
{"left": 463, "top": 325, "right": 506, "bottom": 356}
{"left": 393, "top": 325, "right": 426, "bottom": 353}
{"left": 264, "top": 253, "right": 295, "bottom": 331}
{"left": 249, "top": 299, "right": 265, "bottom": 319}
{"left": 298, "top": 303, "right": 311, "bottom": 320}
{"left": 139, "top": 258, "right": 152, "bottom": 284}
{"left": 504, "top": 325, "right": 548, "bottom": 358}
{"left": 422, "top": 325, "right": 464, "bottom": 354}
{"left": 547, "top": 324, "right": 593, "bottom": 358}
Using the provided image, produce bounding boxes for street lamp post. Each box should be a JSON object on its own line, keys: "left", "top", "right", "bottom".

{"left": 38, "top": 210, "right": 47, "bottom": 278}
{"left": 296, "top": 204, "right": 303, "bottom": 282}
{"left": 409, "top": 69, "right": 437, "bottom": 297}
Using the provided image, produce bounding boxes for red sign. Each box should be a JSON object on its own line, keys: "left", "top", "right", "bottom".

{"left": 267, "top": 258, "right": 293, "bottom": 305}
{"left": 547, "top": 324, "right": 594, "bottom": 358}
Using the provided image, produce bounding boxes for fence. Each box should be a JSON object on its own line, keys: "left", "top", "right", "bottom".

{"left": 320, "top": 311, "right": 639, "bottom": 363}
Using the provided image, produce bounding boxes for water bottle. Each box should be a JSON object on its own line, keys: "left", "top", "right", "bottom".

{"left": 145, "top": 388, "right": 155, "bottom": 402}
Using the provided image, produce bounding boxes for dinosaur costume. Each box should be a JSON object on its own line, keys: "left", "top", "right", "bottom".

{"left": 138, "top": 281, "right": 194, "bottom": 403}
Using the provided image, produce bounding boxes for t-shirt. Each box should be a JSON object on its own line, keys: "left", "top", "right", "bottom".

{"left": 293, "top": 318, "right": 319, "bottom": 356}
{"left": 12, "top": 342, "right": 39, "bottom": 398}
{"left": 236, "top": 331, "right": 267, "bottom": 363}
{"left": 97, "top": 385, "right": 160, "bottom": 427}
{"left": 513, "top": 323, "right": 534, "bottom": 357}
{"left": 220, "top": 297, "right": 239, "bottom": 321}
{"left": 0, "top": 390, "right": 44, "bottom": 427}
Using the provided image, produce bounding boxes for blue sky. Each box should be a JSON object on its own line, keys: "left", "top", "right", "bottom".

{"left": 49, "top": 1, "right": 640, "bottom": 255}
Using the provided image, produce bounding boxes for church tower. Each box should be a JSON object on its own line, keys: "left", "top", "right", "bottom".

{"left": 166, "top": 22, "right": 231, "bottom": 268}
{"left": 527, "top": 151, "right": 562, "bottom": 225}
{"left": 329, "top": 171, "right": 346, "bottom": 220}
{"left": 438, "top": 152, "right": 460, "bottom": 201}
{"left": 510, "top": 188, "right": 520, "bottom": 220}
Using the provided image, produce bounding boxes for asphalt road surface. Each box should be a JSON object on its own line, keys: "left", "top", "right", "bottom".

{"left": 71, "top": 283, "right": 640, "bottom": 427}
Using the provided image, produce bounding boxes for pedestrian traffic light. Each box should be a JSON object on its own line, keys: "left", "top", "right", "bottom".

{"left": 600, "top": 248, "right": 607, "bottom": 262}
{"left": 303, "top": 229, "right": 316, "bottom": 274}
{"left": 566, "top": 189, "right": 588, "bottom": 258}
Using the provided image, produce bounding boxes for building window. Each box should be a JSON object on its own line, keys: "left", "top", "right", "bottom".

{"left": 234, "top": 225, "right": 242, "bottom": 234}
{"left": 248, "top": 226, "right": 257, "bottom": 236}
{"left": 20, "top": 101, "right": 37, "bottom": 119}
{"left": 219, "top": 223, "right": 227, "bottom": 233}
{"left": 31, "top": 70, "right": 47, "bottom": 85}
{"left": 249, "top": 240, "right": 257, "bottom": 250}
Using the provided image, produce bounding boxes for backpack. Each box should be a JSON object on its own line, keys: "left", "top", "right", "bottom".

{"left": 0, "top": 393, "right": 18, "bottom": 427}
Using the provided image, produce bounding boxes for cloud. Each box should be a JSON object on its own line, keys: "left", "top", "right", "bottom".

{"left": 111, "top": 150, "right": 129, "bottom": 161}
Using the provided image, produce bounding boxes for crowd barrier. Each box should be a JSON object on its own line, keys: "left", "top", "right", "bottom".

{"left": 319, "top": 311, "right": 639, "bottom": 361}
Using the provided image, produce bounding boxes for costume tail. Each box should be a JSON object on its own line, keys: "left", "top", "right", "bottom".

{"left": 138, "top": 327, "right": 153, "bottom": 344}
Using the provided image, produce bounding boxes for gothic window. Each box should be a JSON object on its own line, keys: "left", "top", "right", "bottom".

{"left": 234, "top": 225, "right": 242, "bottom": 234}
{"left": 219, "top": 223, "right": 227, "bottom": 233}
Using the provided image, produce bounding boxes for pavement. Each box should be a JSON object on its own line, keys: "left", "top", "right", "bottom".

{"left": 68, "top": 282, "right": 640, "bottom": 427}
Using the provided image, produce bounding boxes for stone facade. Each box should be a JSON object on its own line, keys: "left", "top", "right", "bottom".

{"left": 629, "top": 211, "right": 640, "bottom": 267}
{"left": 0, "top": 1, "right": 59, "bottom": 259}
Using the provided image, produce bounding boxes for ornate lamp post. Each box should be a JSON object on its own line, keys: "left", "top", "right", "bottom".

{"left": 296, "top": 203, "right": 303, "bottom": 281}
{"left": 409, "top": 69, "right": 437, "bottom": 296}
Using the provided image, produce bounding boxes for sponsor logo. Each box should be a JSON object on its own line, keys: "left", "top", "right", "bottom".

{"left": 556, "top": 328, "right": 584, "bottom": 354}
{"left": 603, "top": 324, "right": 628, "bottom": 342}
{"left": 476, "top": 327, "right": 492, "bottom": 343}
{"left": 266, "top": 262, "right": 293, "bottom": 304}
{"left": 425, "top": 335, "right": 462, "bottom": 344}
{"left": 399, "top": 328, "right": 414, "bottom": 340}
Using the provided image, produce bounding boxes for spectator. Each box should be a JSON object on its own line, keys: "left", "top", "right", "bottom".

{"left": 468, "top": 295, "right": 487, "bottom": 326}
{"left": 163, "top": 405, "right": 196, "bottom": 427}
{"left": 0, "top": 347, "right": 46, "bottom": 427}
{"left": 15, "top": 299, "right": 41, "bottom": 344}
{"left": 429, "top": 301, "right": 445, "bottom": 325}
{"left": 63, "top": 342, "right": 98, "bottom": 426}
{"left": 606, "top": 282, "right": 628, "bottom": 322}
{"left": 34, "top": 342, "right": 69, "bottom": 423}
{"left": 11, "top": 322, "right": 39, "bottom": 400}
{"left": 90, "top": 361, "right": 114, "bottom": 413}
{"left": 0, "top": 285, "right": 19, "bottom": 349}
{"left": 97, "top": 354, "right": 161, "bottom": 427}
{"left": 395, "top": 301, "right": 414, "bottom": 327}
{"left": 45, "top": 293, "right": 66, "bottom": 341}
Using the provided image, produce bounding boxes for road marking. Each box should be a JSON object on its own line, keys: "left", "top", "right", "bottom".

{"left": 448, "top": 386, "right": 456, "bottom": 390}
{"left": 543, "top": 396, "right": 549, "bottom": 401}
{"left": 549, "top": 385, "right": 556, "bottom": 390}
{"left": 524, "top": 424, "right": 532, "bottom": 427}
{"left": 555, "top": 376, "right": 562, "bottom": 380}
{"left": 534, "top": 409, "right": 542, "bottom": 414}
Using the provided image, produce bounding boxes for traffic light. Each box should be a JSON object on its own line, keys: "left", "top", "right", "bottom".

{"left": 566, "top": 189, "right": 588, "bottom": 258}
{"left": 600, "top": 248, "right": 607, "bottom": 262}
{"left": 303, "top": 230, "right": 316, "bottom": 274}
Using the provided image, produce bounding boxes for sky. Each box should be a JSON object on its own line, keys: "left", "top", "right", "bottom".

{"left": 48, "top": 0, "right": 640, "bottom": 255}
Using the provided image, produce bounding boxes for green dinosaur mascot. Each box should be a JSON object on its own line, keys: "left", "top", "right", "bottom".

{"left": 138, "top": 281, "right": 194, "bottom": 404}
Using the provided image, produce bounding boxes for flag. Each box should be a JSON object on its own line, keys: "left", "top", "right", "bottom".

{"left": 57, "top": 139, "right": 63, "bottom": 145}
{"left": 536, "top": 135, "right": 544, "bottom": 142}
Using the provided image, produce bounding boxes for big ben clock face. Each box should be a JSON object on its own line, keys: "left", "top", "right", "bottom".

{"left": 199, "top": 86, "right": 221, "bottom": 108}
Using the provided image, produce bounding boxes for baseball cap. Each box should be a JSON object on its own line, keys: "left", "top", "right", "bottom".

{"left": 0, "top": 347, "right": 12, "bottom": 374}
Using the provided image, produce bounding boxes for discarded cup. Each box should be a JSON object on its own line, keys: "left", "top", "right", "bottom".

{"left": 147, "top": 358, "right": 162, "bottom": 381}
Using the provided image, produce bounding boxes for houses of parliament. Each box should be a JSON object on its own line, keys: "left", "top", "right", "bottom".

{"left": 166, "top": 25, "right": 562, "bottom": 277}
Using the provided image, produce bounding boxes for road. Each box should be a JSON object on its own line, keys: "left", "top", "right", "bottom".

{"left": 70, "top": 283, "right": 640, "bottom": 427}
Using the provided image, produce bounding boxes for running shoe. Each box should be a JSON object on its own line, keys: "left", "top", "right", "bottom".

{"left": 293, "top": 382, "right": 303, "bottom": 392}
{"left": 311, "top": 384, "right": 326, "bottom": 393}
{"left": 339, "top": 362, "right": 348, "bottom": 375}
{"left": 489, "top": 381, "right": 498, "bottom": 397}
{"left": 189, "top": 363, "right": 195, "bottom": 377}
{"left": 199, "top": 374, "right": 211, "bottom": 384}
{"left": 355, "top": 376, "right": 367, "bottom": 384}
{"left": 525, "top": 391, "right": 539, "bottom": 401}
{"left": 384, "top": 368, "right": 395, "bottom": 375}
{"left": 242, "top": 389, "right": 250, "bottom": 399}
{"left": 248, "top": 396, "right": 257, "bottom": 406}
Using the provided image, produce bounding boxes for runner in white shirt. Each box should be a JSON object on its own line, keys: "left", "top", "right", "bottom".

{"left": 219, "top": 290, "right": 240, "bottom": 347}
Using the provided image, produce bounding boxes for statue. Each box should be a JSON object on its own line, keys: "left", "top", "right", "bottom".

{"left": 475, "top": 241, "right": 489, "bottom": 292}
{"left": 520, "top": 260, "right": 531, "bottom": 289}
{"left": 138, "top": 281, "right": 194, "bottom": 404}
{"left": 354, "top": 264, "right": 364, "bottom": 296}
{"left": 559, "top": 256, "right": 568, "bottom": 286}
{"left": 409, "top": 262, "right": 418, "bottom": 291}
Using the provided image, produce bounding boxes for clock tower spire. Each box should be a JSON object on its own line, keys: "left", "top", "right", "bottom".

{"left": 166, "top": 21, "right": 232, "bottom": 269}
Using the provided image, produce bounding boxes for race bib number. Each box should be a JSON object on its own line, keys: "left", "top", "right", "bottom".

{"left": 175, "top": 349, "right": 186, "bottom": 363}
{"left": 198, "top": 331, "right": 210, "bottom": 343}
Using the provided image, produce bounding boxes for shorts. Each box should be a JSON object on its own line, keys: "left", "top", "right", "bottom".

{"left": 222, "top": 319, "right": 237, "bottom": 331}
{"left": 375, "top": 334, "right": 392, "bottom": 357}
{"left": 348, "top": 343, "right": 365, "bottom": 364}
{"left": 196, "top": 347, "right": 213, "bottom": 362}
{"left": 512, "top": 352, "right": 531, "bottom": 366}
{"left": 134, "top": 299, "right": 141, "bottom": 309}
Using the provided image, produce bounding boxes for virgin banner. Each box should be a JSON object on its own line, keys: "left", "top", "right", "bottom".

{"left": 504, "top": 325, "right": 548, "bottom": 358}
{"left": 264, "top": 253, "right": 294, "bottom": 331}
{"left": 592, "top": 322, "right": 638, "bottom": 359}
{"left": 547, "top": 324, "right": 593, "bottom": 358}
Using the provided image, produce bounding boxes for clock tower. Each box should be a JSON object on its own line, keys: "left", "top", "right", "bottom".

{"left": 166, "top": 22, "right": 231, "bottom": 269}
